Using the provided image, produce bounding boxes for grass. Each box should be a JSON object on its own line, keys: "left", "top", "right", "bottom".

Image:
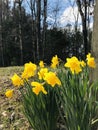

{"left": 0, "top": 66, "right": 33, "bottom": 130}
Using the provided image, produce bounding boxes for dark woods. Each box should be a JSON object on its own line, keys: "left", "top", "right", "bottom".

{"left": 0, "top": 0, "right": 93, "bottom": 66}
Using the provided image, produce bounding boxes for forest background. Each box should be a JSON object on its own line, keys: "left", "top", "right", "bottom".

{"left": 0, "top": 0, "right": 95, "bottom": 67}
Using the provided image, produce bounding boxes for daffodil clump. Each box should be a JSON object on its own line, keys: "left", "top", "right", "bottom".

{"left": 5, "top": 55, "right": 61, "bottom": 97}
{"left": 5, "top": 54, "right": 98, "bottom": 130}
{"left": 57, "top": 53, "right": 98, "bottom": 130}
{"left": 5, "top": 55, "right": 61, "bottom": 130}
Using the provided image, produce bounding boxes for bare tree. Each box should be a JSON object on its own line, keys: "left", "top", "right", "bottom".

{"left": 14, "top": 0, "right": 24, "bottom": 65}
{"left": 76, "top": 0, "right": 95, "bottom": 57}
{"left": 68, "top": 0, "right": 80, "bottom": 57}
{"left": 42, "top": 0, "right": 47, "bottom": 59}
{"left": 26, "top": 0, "right": 36, "bottom": 62}
{"left": 4, "top": 0, "right": 10, "bottom": 19}
{"left": 26, "top": 0, "right": 47, "bottom": 62}
{"left": 76, "top": 0, "right": 88, "bottom": 58}
{"left": 0, "top": 0, "right": 4, "bottom": 66}
{"left": 36, "top": 0, "right": 41, "bottom": 61}
{"left": 31, "top": 0, "right": 36, "bottom": 62}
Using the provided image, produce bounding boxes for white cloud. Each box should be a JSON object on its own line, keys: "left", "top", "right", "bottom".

{"left": 59, "top": 6, "right": 81, "bottom": 26}
{"left": 59, "top": 5, "right": 94, "bottom": 29}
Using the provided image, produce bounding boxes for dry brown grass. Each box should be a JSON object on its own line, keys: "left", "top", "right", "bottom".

{"left": 0, "top": 66, "right": 32, "bottom": 130}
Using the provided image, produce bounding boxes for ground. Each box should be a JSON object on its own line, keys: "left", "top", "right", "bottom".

{"left": 0, "top": 66, "right": 33, "bottom": 130}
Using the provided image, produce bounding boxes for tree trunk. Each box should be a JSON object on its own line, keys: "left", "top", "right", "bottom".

{"left": 36, "top": 0, "right": 41, "bottom": 61}
{"left": 76, "top": 0, "right": 88, "bottom": 58}
{"left": 30, "top": 0, "right": 36, "bottom": 63}
{"left": 91, "top": 3, "right": 98, "bottom": 130}
{"left": 91, "top": 0, "right": 98, "bottom": 82}
{"left": 18, "top": 0, "right": 23, "bottom": 65}
{"left": 5, "top": 0, "right": 9, "bottom": 19}
{"left": 42, "top": 0, "right": 47, "bottom": 59}
{"left": 0, "top": 0, "right": 4, "bottom": 66}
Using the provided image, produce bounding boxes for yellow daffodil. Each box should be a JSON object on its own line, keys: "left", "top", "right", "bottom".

{"left": 21, "top": 71, "right": 29, "bottom": 80}
{"left": 64, "top": 56, "right": 82, "bottom": 74}
{"left": 22, "top": 62, "right": 37, "bottom": 79}
{"left": 44, "top": 72, "right": 61, "bottom": 87}
{"left": 11, "top": 73, "right": 23, "bottom": 87}
{"left": 80, "top": 60, "right": 86, "bottom": 67}
{"left": 86, "top": 53, "right": 96, "bottom": 68}
{"left": 31, "top": 82, "right": 47, "bottom": 95}
{"left": 51, "top": 55, "right": 59, "bottom": 68}
{"left": 51, "top": 63, "right": 57, "bottom": 69}
{"left": 38, "top": 68, "right": 48, "bottom": 80}
{"left": 5, "top": 90, "right": 13, "bottom": 98}
{"left": 86, "top": 53, "right": 91, "bottom": 59}
{"left": 39, "top": 61, "right": 44, "bottom": 68}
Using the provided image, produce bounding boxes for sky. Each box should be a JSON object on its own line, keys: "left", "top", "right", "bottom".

{"left": 47, "top": 0, "right": 77, "bottom": 27}
{"left": 9, "top": 0, "right": 94, "bottom": 29}
{"left": 47, "top": 0, "right": 94, "bottom": 29}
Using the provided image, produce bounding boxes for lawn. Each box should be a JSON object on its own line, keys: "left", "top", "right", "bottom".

{"left": 0, "top": 66, "right": 33, "bottom": 130}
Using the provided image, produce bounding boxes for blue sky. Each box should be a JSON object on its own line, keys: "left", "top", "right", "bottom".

{"left": 47, "top": 0, "right": 93, "bottom": 29}
{"left": 10, "top": 0, "right": 94, "bottom": 29}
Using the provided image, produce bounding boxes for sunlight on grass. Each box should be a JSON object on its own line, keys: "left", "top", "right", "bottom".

{"left": 0, "top": 66, "right": 23, "bottom": 77}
